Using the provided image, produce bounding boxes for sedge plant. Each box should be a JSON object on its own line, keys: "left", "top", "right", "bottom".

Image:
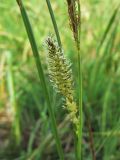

{"left": 17, "top": 0, "right": 82, "bottom": 159}
{"left": 46, "top": 0, "right": 82, "bottom": 159}
{"left": 65, "top": 0, "right": 83, "bottom": 159}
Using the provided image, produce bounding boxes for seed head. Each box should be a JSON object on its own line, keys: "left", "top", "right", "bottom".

{"left": 45, "top": 36, "right": 78, "bottom": 127}
{"left": 45, "top": 36, "right": 73, "bottom": 102}
{"left": 66, "top": 0, "right": 80, "bottom": 43}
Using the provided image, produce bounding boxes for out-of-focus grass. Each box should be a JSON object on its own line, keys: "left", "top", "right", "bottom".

{"left": 0, "top": 0, "right": 120, "bottom": 159}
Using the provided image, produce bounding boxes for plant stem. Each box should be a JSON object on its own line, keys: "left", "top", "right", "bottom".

{"left": 77, "top": 47, "right": 83, "bottom": 160}
{"left": 16, "top": 1, "right": 64, "bottom": 159}
{"left": 46, "top": 0, "right": 62, "bottom": 50}
{"left": 77, "top": 1, "right": 83, "bottom": 160}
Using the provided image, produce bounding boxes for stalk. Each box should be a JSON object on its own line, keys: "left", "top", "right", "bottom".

{"left": 46, "top": 0, "right": 62, "bottom": 50}
{"left": 65, "top": 0, "right": 83, "bottom": 158}
{"left": 16, "top": 1, "right": 64, "bottom": 159}
{"left": 77, "top": 1, "right": 83, "bottom": 160}
{"left": 77, "top": 47, "right": 82, "bottom": 160}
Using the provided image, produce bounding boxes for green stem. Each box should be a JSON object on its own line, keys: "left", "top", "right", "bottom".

{"left": 16, "top": 1, "right": 64, "bottom": 159}
{"left": 46, "top": 0, "right": 62, "bottom": 50}
{"left": 77, "top": 1, "right": 83, "bottom": 160}
{"left": 77, "top": 48, "right": 83, "bottom": 160}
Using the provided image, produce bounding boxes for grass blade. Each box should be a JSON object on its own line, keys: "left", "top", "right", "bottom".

{"left": 27, "top": 119, "right": 41, "bottom": 155}
{"left": 46, "top": 0, "right": 62, "bottom": 50}
{"left": 6, "top": 51, "right": 21, "bottom": 145}
{"left": 16, "top": 1, "right": 64, "bottom": 159}
{"left": 96, "top": 5, "right": 120, "bottom": 55}
{"left": 90, "top": 4, "right": 120, "bottom": 92}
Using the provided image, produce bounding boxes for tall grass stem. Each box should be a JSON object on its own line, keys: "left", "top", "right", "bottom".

{"left": 77, "top": 1, "right": 83, "bottom": 160}
{"left": 46, "top": 0, "right": 62, "bottom": 50}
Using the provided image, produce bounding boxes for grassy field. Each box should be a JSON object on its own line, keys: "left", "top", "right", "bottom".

{"left": 0, "top": 0, "right": 120, "bottom": 159}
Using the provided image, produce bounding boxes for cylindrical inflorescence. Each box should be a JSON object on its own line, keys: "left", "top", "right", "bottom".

{"left": 45, "top": 36, "right": 78, "bottom": 128}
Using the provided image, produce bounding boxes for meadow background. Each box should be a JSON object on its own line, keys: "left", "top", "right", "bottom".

{"left": 0, "top": 0, "right": 120, "bottom": 159}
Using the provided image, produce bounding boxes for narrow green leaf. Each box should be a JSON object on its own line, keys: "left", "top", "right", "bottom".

{"left": 16, "top": 1, "right": 64, "bottom": 159}
{"left": 6, "top": 51, "right": 21, "bottom": 145}
{"left": 96, "top": 5, "right": 120, "bottom": 55}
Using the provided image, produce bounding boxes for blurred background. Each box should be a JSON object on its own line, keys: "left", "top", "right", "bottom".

{"left": 0, "top": 0, "right": 120, "bottom": 159}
